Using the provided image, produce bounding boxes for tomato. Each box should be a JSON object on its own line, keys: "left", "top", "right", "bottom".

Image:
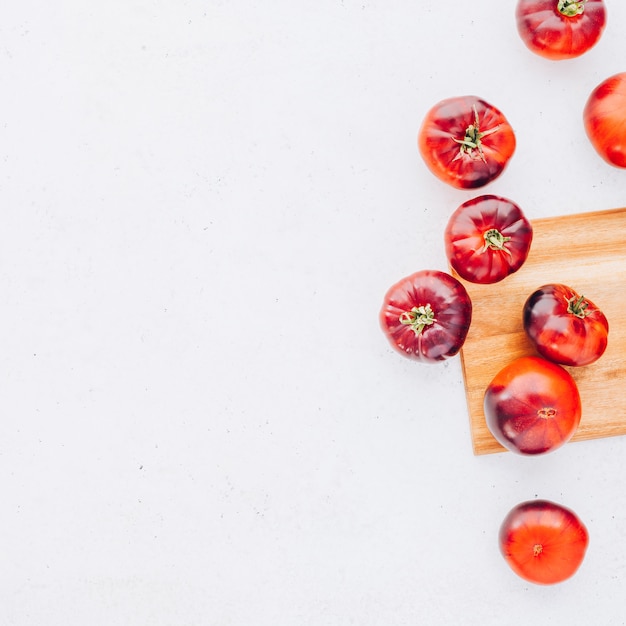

{"left": 583, "top": 72, "right": 626, "bottom": 168}
{"left": 417, "top": 96, "right": 516, "bottom": 189}
{"left": 499, "top": 499, "right": 589, "bottom": 585}
{"left": 483, "top": 356, "right": 581, "bottom": 454}
{"left": 444, "top": 195, "right": 533, "bottom": 284}
{"left": 523, "top": 283, "right": 609, "bottom": 367}
{"left": 379, "top": 270, "right": 472, "bottom": 363}
{"left": 515, "top": 0, "right": 607, "bottom": 60}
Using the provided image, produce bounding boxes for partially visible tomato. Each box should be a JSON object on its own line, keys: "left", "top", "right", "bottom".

{"left": 583, "top": 72, "right": 626, "bottom": 169}
{"left": 379, "top": 270, "right": 472, "bottom": 363}
{"left": 418, "top": 96, "right": 516, "bottom": 189}
{"left": 444, "top": 195, "right": 533, "bottom": 284}
{"left": 515, "top": 0, "right": 607, "bottom": 60}
{"left": 484, "top": 356, "right": 581, "bottom": 454}
{"left": 523, "top": 283, "right": 609, "bottom": 366}
{"left": 499, "top": 499, "right": 589, "bottom": 585}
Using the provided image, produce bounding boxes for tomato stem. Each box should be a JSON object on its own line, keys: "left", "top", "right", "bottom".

{"left": 538, "top": 407, "right": 557, "bottom": 420}
{"left": 558, "top": 0, "right": 586, "bottom": 17}
{"left": 399, "top": 304, "right": 436, "bottom": 335}
{"left": 533, "top": 544, "right": 543, "bottom": 557}
{"left": 567, "top": 294, "right": 590, "bottom": 319}
{"left": 481, "top": 228, "right": 512, "bottom": 256}
{"left": 452, "top": 106, "right": 500, "bottom": 163}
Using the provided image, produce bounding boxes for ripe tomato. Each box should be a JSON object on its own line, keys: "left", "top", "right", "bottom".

{"left": 523, "top": 283, "right": 609, "bottom": 366}
{"left": 515, "top": 0, "right": 607, "bottom": 60}
{"left": 417, "top": 96, "right": 516, "bottom": 189}
{"left": 483, "top": 356, "right": 581, "bottom": 454}
{"left": 499, "top": 499, "right": 589, "bottom": 585}
{"left": 444, "top": 195, "right": 533, "bottom": 284}
{"left": 583, "top": 72, "right": 626, "bottom": 169}
{"left": 379, "top": 270, "right": 472, "bottom": 363}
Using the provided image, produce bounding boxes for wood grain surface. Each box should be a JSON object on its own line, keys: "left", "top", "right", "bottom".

{"left": 457, "top": 207, "right": 626, "bottom": 455}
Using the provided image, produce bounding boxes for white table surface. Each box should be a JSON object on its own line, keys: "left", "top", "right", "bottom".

{"left": 2, "top": 2, "right": 626, "bottom": 624}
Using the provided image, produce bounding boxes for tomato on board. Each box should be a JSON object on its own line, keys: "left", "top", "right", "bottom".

{"left": 483, "top": 356, "right": 581, "bottom": 454}
{"left": 444, "top": 195, "right": 533, "bottom": 284}
{"left": 379, "top": 270, "right": 472, "bottom": 363}
{"left": 515, "top": 0, "right": 607, "bottom": 60}
{"left": 583, "top": 72, "right": 626, "bottom": 169}
{"left": 418, "top": 96, "right": 516, "bottom": 189}
{"left": 523, "top": 283, "right": 609, "bottom": 366}
{"left": 499, "top": 499, "right": 589, "bottom": 585}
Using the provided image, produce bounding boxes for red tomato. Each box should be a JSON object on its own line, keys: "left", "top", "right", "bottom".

{"left": 418, "top": 96, "right": 516, "bottom": 189}
{"left": 515, "top": 0, "right": 607, "bottom": 60}
{"left": 484, "top": 356, "right": 581, "bottom": 454}
{"left": 444, "top": 195, "right": 533, "bottom": 284}
{"left": 499, "top": 499, "right": 589, "bottom": 585}
{"left": 583, "top": 72, "right": 626, "bottom": 168}
{"left": 523, "top": 283, "right": 609, "bottom": 366}
{"left": 379, "top": 270, "right": 472, "bottom": 363}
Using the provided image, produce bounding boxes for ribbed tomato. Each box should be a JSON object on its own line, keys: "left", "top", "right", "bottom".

{"left": 515, "top": 0, "right": 607, "bottom": 60}
{"left": 418, "top": 96, "right": 516, "bottom": 189}
{"left": 444, "top": 195, "right": 533, "bottom": 284}
{"left": 483, "top": 356, "right": 581, "bottom": 454}
{"left": 500, "top": 499, "right": 589, "bottom": 585}
{"left": 379, "top": 270, "right": 472, "bottom": 363}
{"left": 523, "top": 283, "right": 609, "bottom": 366}
{"left": 583, "top": 72, "right": 626, "bottom": 168}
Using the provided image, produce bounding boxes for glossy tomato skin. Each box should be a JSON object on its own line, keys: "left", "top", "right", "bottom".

{"left": 515, "top": 0, "right": 607, "bottom": 61}
{"left": 379, "top": 270, "right": 472, "bottom": 363}
{"left": 445, "top": 195, "right": 533, "bottom": 284}
{"left": 523, "top": 284, "right": 609, "bottom": 366}
{"left": 484, "top": 356, "right": 581, "bottom": 454}
{"left": 418, "top": 96, "right": 516, "bottom": 189}
{"left": 583, "top": 72, "right": 626, "bottom": 169}
{"left": 499, "top": 499, "right": 589, "bottom": 585}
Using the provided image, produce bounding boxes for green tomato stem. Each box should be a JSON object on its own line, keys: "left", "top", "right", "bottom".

{"left": 481, "top": 228, "right": 512, "bottom": 257}
{"left": 452, "top": 106, "right": 500, "bottom": 163}
{"left": 399, "top": 304, "right": 436, "bottom": 335}
{"left": 558, "top": 0, "right": 586, "bottom": 17}
{"left": 567, "top": 294, "right": 590, "bottom": 319}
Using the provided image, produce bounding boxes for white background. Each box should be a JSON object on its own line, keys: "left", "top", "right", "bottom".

{"left": 2, "top": 1, "right": 626, "bottom": 624}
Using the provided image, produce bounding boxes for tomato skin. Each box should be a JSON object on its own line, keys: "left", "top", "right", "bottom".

{"left": 418, "top": 96, "right": 516, "bottom": 189}
{"left": 379, "top": 270, "right": 472, "bottom": 363}
{"left": 444, "top": 195, "right": 533, "bottom": 284}
{"left": 523, "top": 284, "right": 608, "bottom": 367}
{"left": 515, "top": 0, "right": 607, "bottom": 61}
{"left": 499, "top": 499, "right": 589, "bottom": 585}
{"left": 583, "top": 72, "right": 626, "bottom": 169}
{"left": 484, "top": 356, "right": 581, "bottom": 454}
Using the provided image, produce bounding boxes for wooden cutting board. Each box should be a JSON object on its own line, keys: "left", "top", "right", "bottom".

{"left": 457, "top": 207, "right": 626, "bottom": 455}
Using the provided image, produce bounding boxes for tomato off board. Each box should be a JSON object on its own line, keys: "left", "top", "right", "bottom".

{"left": 457, "top": 207, "right": 626, "bottom": 455}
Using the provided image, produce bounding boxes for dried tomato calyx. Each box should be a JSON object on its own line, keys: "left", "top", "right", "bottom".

{"left": 481, "top": 228, "right": 512, "bottom": 256}
{"left": 558, "top": 0, "right": 586, "bottom": 17}
{"left": 567, "top": 294, "right": 590, "bottom": 319}
{"left": 399, "top": 304, "right": 436, "bottom": 335}
{"left": 453, "top": 106, "right": 500, "bottom": 163}
{"left": 533, "top": 544, "right": 543, "bottom": 557}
